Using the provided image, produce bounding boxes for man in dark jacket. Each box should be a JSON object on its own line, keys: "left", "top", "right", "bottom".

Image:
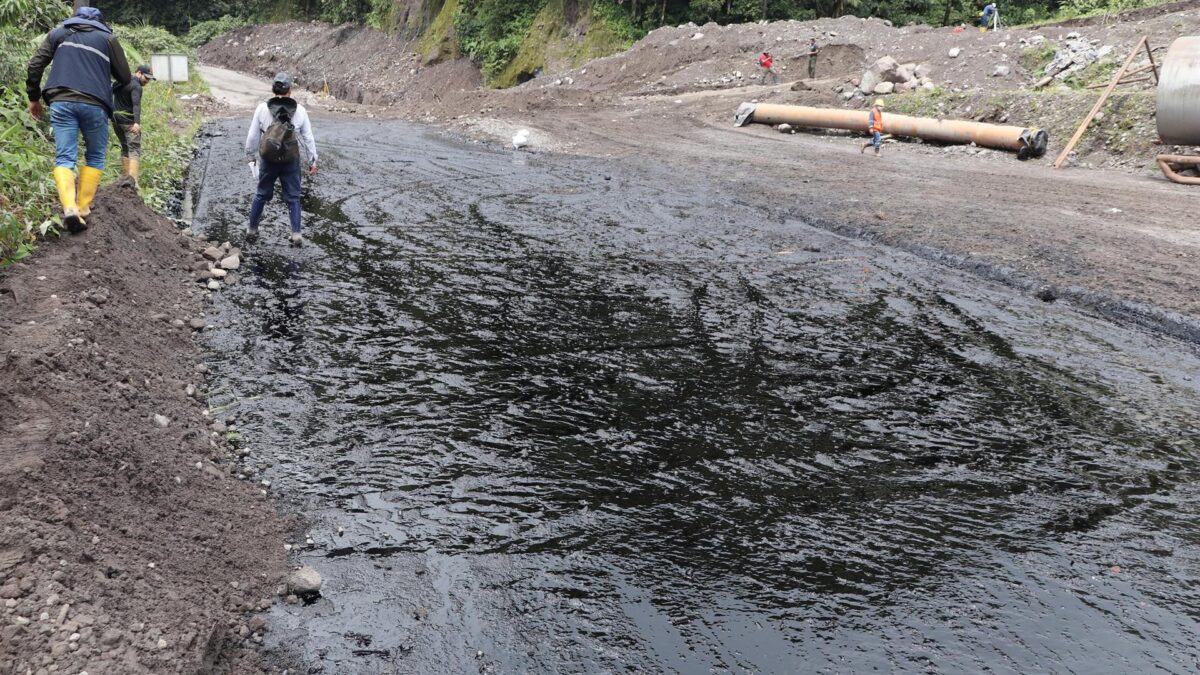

{"left": 112, "top": 64, "right": 154, "bottom": 187}
{"left": 26, "top": 6, "right": 131, "bottom": 233}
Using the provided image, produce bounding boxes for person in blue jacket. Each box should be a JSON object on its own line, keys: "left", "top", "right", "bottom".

{"left": 26, "top": 6, "right": 131, "bottom": 233}
{"left": 980, "top": 3, "right": 998, "bottom": 31}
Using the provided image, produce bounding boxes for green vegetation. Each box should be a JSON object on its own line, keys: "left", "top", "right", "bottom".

{"left": 1020, "top": 43, "right": 1057, "bottom": 77}
{"left": 185, "top": 15, "right": 253, "bottom": 48}
{"left": 1, "top": 0, "right": 207, "bottom": 266}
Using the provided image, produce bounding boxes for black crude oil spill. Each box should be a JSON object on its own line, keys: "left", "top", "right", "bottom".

{"left": 189, "top": 118, "right": 1200, "bottom": 673}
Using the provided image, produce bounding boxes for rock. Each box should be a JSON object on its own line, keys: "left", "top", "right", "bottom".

{"left": 0, "top": 583, "right": 22, "bottom": 599}
{"left": 171, "top": 319, "right": 185, "bottom": 328}
{"left": 286, "top": 567, "right": 322, "bottom": 596}
{"left": 219, "top": 255, "right": 241, "bottom": 271}
{"left": 896, "top": 63, "right": 917, "bottom": 84}
{"left": 211, "top": 420, "right": 227, "bottom": 434}
{"left": 207, "top": 280, "right": 221, "bottom": 291}
{"left": 869, "top": 56, "right": 903, "bottom": 83}
{"left": 948, "top": 47, "right": 961, "bottom": 58}
{"left": 194, "top": 363, "right": 208, "bottom": 374}
{"left": 922, "top": 81, "right": 936, "bottom": 90}
{"left": 992, "top": 64, "right": 1011, "bottom": 77}
{"left": 210, "top": 268, "right": 227, "bottom": 279}
{"left": 873, "top": 81, "right": 895, "bottom": 94}
{"left": 790, "top": 79, "right": 811, "bottom": 91}
{"left": 153, "top": 414, "right": 170, "bottom": 428}
{"left": 691, "top": 32, "right": 704, "bottom": 40}
{"left": 202, "top": 247, "right": 223, "bottom": 261}
{"left": 189, "top": 318, "right": 207, "bottom": 330}
{"left": 185, "top": 384, "right": 196, "bottom": 397}
{"left": 248, "top": 617, "right": 266, "bottom": 633}
{"left": 841, "top": 90, "right": 857, "bottom": 101}
{"left": 858, "top": 70, "right": 878, "bottom": 94}
{"left": 914, "top": 63, "right": 932, "bottom": 79}
{"left": 1035, "top": 286, "right": 1058, "bottom": 302}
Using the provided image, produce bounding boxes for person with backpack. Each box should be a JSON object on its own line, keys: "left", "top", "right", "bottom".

{"left": 244, "top": 72, "right": 317, "bottom": 246}
{"left": 25, "top": 6, "right": 132, "bottom": 234}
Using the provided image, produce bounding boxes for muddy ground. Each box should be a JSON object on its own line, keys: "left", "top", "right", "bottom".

{"left": 201, "top": 8, "right": 1200, "bottom": 333}
{"left": 185, "top": 111, "right": 1200, "bottom": 673}
{"left": 0, "top": 180, "right": 289, "bottom": 674}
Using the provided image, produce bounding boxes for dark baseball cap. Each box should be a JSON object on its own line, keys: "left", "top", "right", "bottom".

{"left": 75, "top": 7, "right": 102, "bottom": 20}
{"left": 136, "top": 65, "right": 155, "bottom": 80}
{"left": 272, "top": 72, "right": 293, "bottom": 89}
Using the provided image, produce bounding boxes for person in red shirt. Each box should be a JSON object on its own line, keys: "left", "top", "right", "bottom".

{"left": 758, "top": 51, "right": 778, "bottom": 85}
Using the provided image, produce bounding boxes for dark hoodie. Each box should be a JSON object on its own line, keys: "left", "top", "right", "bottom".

{"left": 26, "top": 15, "right": 131, "bottom": 114}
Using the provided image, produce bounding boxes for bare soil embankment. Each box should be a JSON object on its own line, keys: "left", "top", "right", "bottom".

{"left": 200, "top": 7, "right": 1200, "bottom": 332}
{"left": 0, "top": 180, "right": 289, "bottom": 674}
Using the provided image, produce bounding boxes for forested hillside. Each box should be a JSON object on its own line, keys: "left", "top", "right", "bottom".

{"left": 99, "top": 0, "right": 1159, "bottom": 37}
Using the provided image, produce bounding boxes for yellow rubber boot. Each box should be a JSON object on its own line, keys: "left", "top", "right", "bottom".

{"left": 52, "top": 167, "right": 84, "bottom": 234}
{"left": 121, "top": 157, "right": 131, "bottom": 177}
{"left": 77, "top": 166, "right": 103, "bottom": 219}
{"left": 127, "top": 158, "right": 140, "bottom": 188}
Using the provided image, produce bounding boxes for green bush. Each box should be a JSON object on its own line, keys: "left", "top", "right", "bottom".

{"left": 185, "top": 14, "right": 251, "bottom": 48}
{"left": 0, "top": 0, "right": 69, "bottom": 33}
{"left": 0, "top": 89, "right": 57, "bottom": 266}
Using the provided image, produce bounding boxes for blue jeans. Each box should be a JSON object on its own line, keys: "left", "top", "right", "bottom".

{"left": 249, "top": 159, "right": 302, "bottom": 234}
{"left": 871, "top": 131, "right": 882, "bottom": 149}
{"left": 49, "top": 101, "right": 109, "bottom": 170}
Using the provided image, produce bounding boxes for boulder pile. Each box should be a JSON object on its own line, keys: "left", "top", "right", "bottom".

{"left": 857, "top": 56, "right": 935, "bottom": 96}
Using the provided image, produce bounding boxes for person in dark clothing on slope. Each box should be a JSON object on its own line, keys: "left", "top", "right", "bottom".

{"left": 26, "top": 6, "right": 131, "bottom": 233}
{"left": 112, "top": 64, "right": 155, "bottom": 187}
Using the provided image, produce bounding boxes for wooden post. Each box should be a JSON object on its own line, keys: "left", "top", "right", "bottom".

{"left": 1143, "top": 39, "right": 1160, "bottom": 84}
{"left": 1054, "top": 36, "right": 1147, "bottom": 169}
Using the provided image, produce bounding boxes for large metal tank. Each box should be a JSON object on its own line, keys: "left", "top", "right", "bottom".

{"left": 1156, "top": 36, "right": 1200, "bottom": 145}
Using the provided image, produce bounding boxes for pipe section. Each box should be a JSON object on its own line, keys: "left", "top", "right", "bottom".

{"left": 1156, "top": 37, "right": 1200, "bottom": 145}
{"left": 735, "top": 103, "right": 1048, "bottom": 158}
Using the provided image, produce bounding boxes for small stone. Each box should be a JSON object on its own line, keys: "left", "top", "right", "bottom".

{"left": 948, "top": 47, "right": 961, "bottom": 58}
{"left": 69, "top": 632, "right": 80, "bottom": 642}
{"left": 194, "top": 363, "right": 208, "bottom": 374}
{"left": 211, "top": 420, "right": 227, "bottom": 433}
{"left": 189, "top": 318, "right": 207, "bottom": 330}
{"left": 157, "top": 638, "right": 168, "bottom": 649}
{"left": 873, "top": 81, "right": 894, "bottom": 94}
{"left": 202, "top": 247, "right": 223, "bottom": 261}
{"left": 171, "top": 319, "right": 185, "bottom": 328}
{"left": 1111, "top": 565, "right": 1122, "bottom": 573}
{"left": 219, "top": 255, "right": 241, "bottom": 270}
{"left": 992, "top": 64, "right": 1011, "bottom": 77}
{"left": 101, "top": 629, "right": 121, "bottom": 645}
{"left": 210, "top": 268, "right": 228, "bottom": 279}
{"left": 185, "top": 384, "right": 196, "bottom": 397}
{"left": 286, "top": 567, "right": 322, "bottom": 595}
{"left": 414, "top": 607, "right": 429, "bottom": 621}
{"left": 207, "top": 280, "right": 221, "bottom": 291}
{"left": 153, "top": 415, "right": 170, "bottom": 428}
{"left": 248, "top": 617, "right": 266, "bottom": 632}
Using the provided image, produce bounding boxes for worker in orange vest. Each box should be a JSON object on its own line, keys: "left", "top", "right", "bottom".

{"left": 861, "top": 99, "right": 884, "bottom": 156}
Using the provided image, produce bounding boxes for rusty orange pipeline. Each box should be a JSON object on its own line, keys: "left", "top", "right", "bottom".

{"left": 735, "top": 103, "right": 1048, "bottom": 158}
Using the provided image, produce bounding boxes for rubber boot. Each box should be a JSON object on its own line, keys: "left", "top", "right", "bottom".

{"left": 121, "top": 157, "right": 131, "bottom": 180}
{"left": 77, "top": 167, "right": 103, "bottom": 220}
{"left": 52, "top": 167, "right": 84, "bottom": 234}
{"left": 127, "top": 158, "right": 140, "bottom": 189}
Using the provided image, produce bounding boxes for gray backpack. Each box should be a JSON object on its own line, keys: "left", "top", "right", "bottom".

{"left": 259, "top": 98, "right": 299, "bottom": 164}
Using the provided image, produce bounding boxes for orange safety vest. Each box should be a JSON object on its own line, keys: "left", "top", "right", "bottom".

{"left": 869, "top": 108, "right": 884, "bottom": 133}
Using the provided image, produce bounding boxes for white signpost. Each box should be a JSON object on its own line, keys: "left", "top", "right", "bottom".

{"left": 150, "top": 53, "right": 190, "bottom": 83}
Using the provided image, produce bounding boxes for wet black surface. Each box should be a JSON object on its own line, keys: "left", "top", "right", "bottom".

{"left": 191, "top": 117, "right": 1200, "bottom": 674}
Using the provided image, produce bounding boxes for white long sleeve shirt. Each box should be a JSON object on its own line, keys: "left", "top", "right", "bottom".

{"left": 245, "top": 99, "right": 317, "bottom": 166}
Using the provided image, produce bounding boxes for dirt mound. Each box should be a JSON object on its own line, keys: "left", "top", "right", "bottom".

{"left": 201, "top": 22, "right": 481, "bottom": 107}
{"left": 0, "top": 179, "right": 289, "bottom": 674}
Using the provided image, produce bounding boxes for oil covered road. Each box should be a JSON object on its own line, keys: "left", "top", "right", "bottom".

{"left": 188, "top": 116, "right": 1200, "bottom": 674}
